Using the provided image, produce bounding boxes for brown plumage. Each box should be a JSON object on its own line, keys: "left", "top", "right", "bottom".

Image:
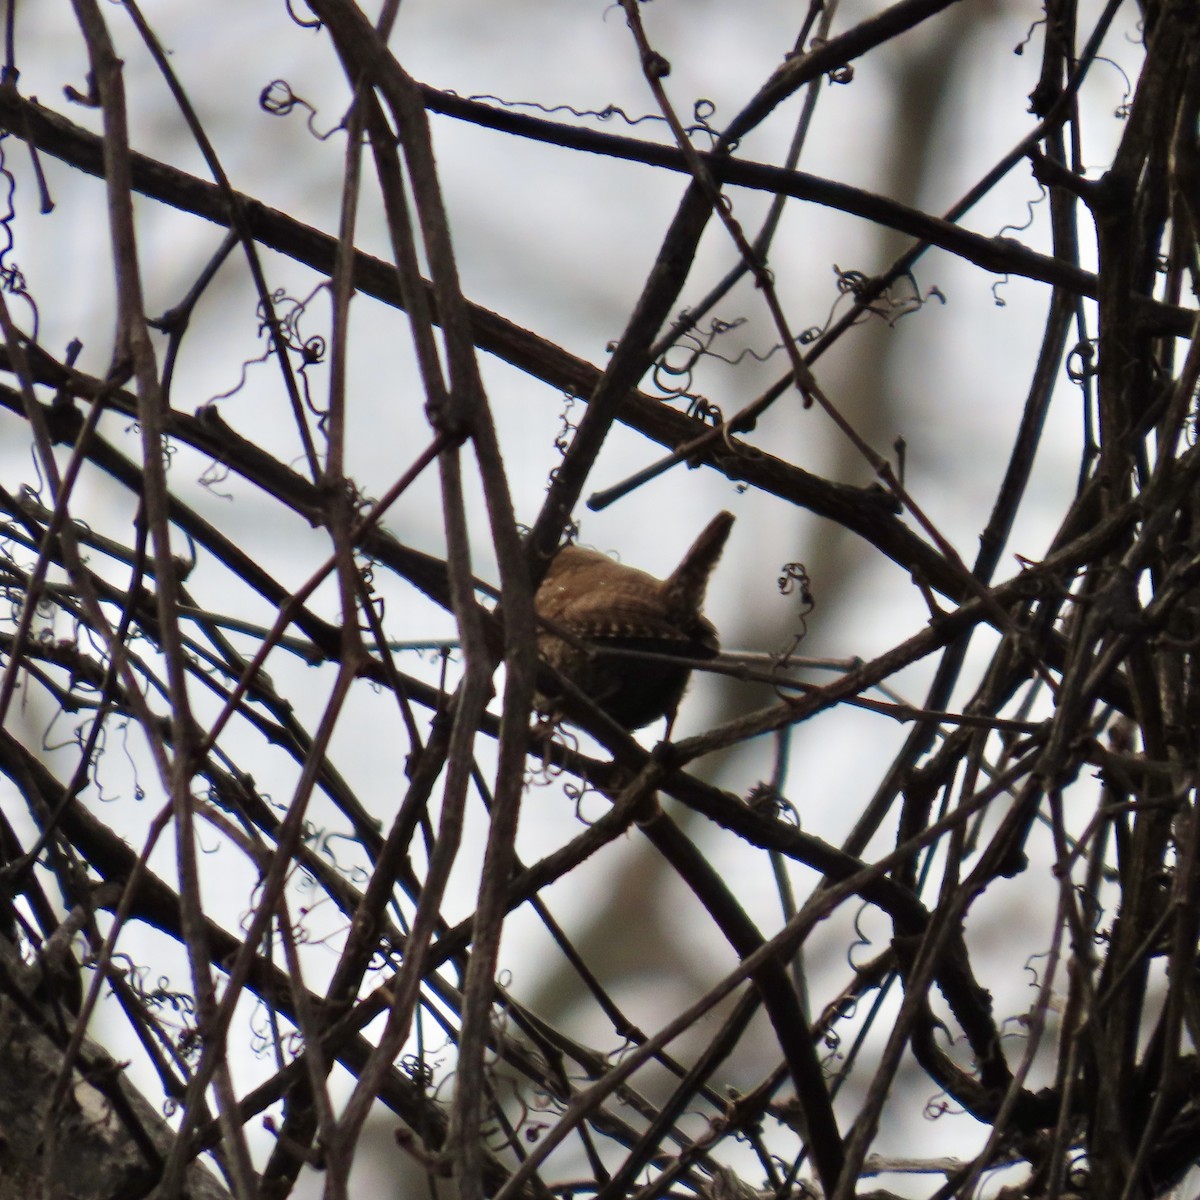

{"left": 534, "top": 511, "right": 734, "bottom": 730}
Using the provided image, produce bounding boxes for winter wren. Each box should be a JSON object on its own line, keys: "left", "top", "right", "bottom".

{"left": 534, "top": 511, "right": 734, "bottom": 730}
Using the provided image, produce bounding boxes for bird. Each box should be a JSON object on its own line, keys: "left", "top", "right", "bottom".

{"left": 534, "top": 511, "right": 734, "bottom": 730}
